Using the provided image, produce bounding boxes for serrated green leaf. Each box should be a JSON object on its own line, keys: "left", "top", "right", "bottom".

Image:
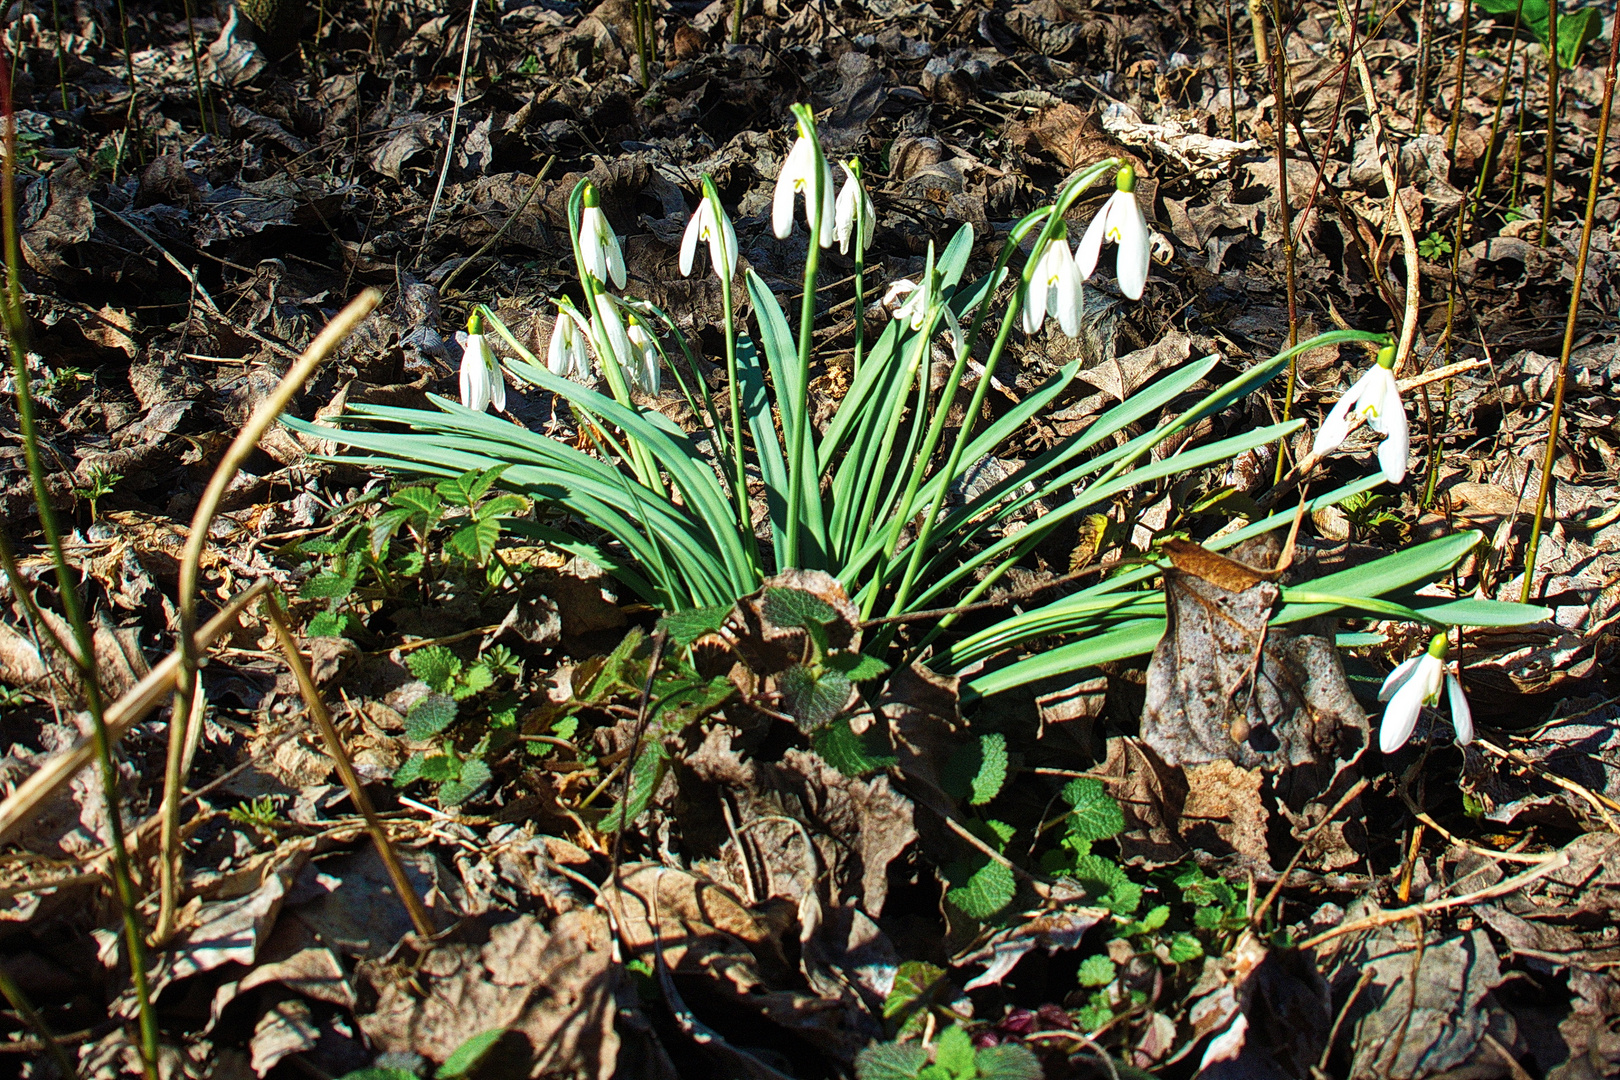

{"left": 437, "top": 465, "right": 509, "bottom": 508}
{"left": 479, "top": 493, "right": 527, "bottom": 520}
{"left": 855, "top": 1042, "right": 929, "bottom": 1080}
{"left": 778, "top": 664, "right": 852, "bottom": 732}
{"left": 829, "top": 651, "right": 890, "bottom": 681}
{"left": 408, "top": 646, "right": 463, "bottom": 693}
{"left": 393, "top": 751, "right": 425, "bottom": 787}
{"left": 812, "top": 718, "right": 898, "bottom": 777}
{"left": 970, "top": 733, "right": 1007, "bottom": 806}
{"left": 761, "top": 586, "right": 838, "bottom": 630}
{"left": 1067, "top": 853, "right": 1127, "bottom": 900}
{"left": 946, "top": 859, "right": 1016, "bottom": 920}
{"left": 300, "top": 564, "right": 359, "bottom": 601}
{"left": 1062, "top": 777, "right": 1125, "bottom": 843}
{"left": 455, "top": 664, "right": 494, "bottom": 700}
{"left": 418, "top": 754, "right": 457, "bottom": 782}
{"left": 932, "top": 1026, "right": 975, "bottom": 1080}
{"left": 389, "top": 484, "right": 443, "bottom": 517}
{"left": 651, "top": 675, "right": 735, "bottom": 730}
{"left": 450, "top": 517, "right": 502, "bottom": 565}
{"left": 405, "top": 693, "right": 459, "bottom": 740}
{"left": 981, "top": 819, "right": 1015, "bottom": 849}
{"left": 368, "top": 507, "right": 413, "bottom": 555}
{"left": 603, "top": 740, "right": 668, "bottom": 831}
{"left": 1077, "top": 954, "right": 1116, "bottom": 987}
{"left": 438, "top": 758, "right": 491, "bottom": 806}
{"left": 883, "top": 961, "right": 947, "bottom": 1022}
{"left": 438, "top": 1028, "right": 506, "bottom": 1078}
{"left": 1139, "top": 904, "right": 1169, "bottom": 933}
{"left": 337, "top": 1070, "right": 419, "bottom": 1080}
{"left": 306, "top": 611, "right": 351, "bottom": 638}
{"left": 1104, "top": 879, "right": 1142, "bottom": 915}
{"left": 1167, "top": 932, "right": 1204, "bottom": 963}
{"left": 658, "top": 603, "right": 732, "bottom": 647}
{"left": 973, "top": 1044, "right": 1043, "bottom": 1080}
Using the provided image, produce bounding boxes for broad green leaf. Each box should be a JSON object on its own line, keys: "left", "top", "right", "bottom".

{"left": 830, "top": 651, "right": 890, "bottom": 681}
{"left": 418, "top": 754, "right": 458, "bottom": 782}
{"left": 1067, "top": 853, "right": 1128, "bottom": 901}
{"left": 946, "top": 859, "right": 1016, "bottom": 920}
{"left": 603, "top": 739, "right": 668, "bottom": 831}
{"left": 761, "top": 586, "right": 838, "bottom": 631}
{"left": 306, "top": 611, "right": 351, "bottom": 638}
{"left": 883, "top": 960, "right": 949, "bottom": 1032}
{"left": 393, "top": 752, "right": 425, "bottom": 787}
{"left": 973, "top": 1044, "right": 1043, "bottom": 1080}
{"left": 1062, "top": 777, "right": 1126, "bottom": 844}
{"left": 970, "top": 734, "right": 1008, "bottom": 805}
{"left": 338, "top": 1071, "right": 419, "bottom": 1080}
{"left": 778, "top": 665, "right": 853, "bottom": 732}
{"left": 1475, "top": 0, "right": 1599, "bottom": 67}
{"left": 455, "top": 664, "right": 494, "bottom": 700}
{"left": 932, "top": 1025, "right": 975, "bottom": 1080}
{"left": 438, "top": 757, "right": 492, "bottom": 805}
{"left": 438, "top": 1029, "right": 506, "bottom": 1078}
{"left": 855, "top": 1042, "right": 929, "bottom": 1080}
{"left": 812, "top": 718, "right": 898, "bottom": 777}
{"left": 405, "top": 693, "right": 459, "bottom": 740}
{"left": 1167, "top": 932, "right": 1204, "bottom": 963}
{"left": 650, "top": 675, "right": 735, "bottom": 730}
{"left": 1077, "top": 954, "right": 1116, "bottom": 987}
{"left": 659, "top": 603, "right": 732, "bottom": 647}
{"left": 390, "top": 484, "right": 443, "bottom": 518}
{"left": 408, "top": 646, "right": 463, "bottom": 694}
{"left": 450, "top": 517, "right": 502, "bottom": 565}
{"left": 300, "top": 563, "right": 359, "bottom": 602}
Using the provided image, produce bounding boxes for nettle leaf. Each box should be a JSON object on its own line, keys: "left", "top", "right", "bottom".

{"left": 970, "top": 734, "right": 1007, "bottom": 806}
{"left": 932, "top": 1026, "right": 975, "bottom": 1080}
{"left": 829, "top": 651, "right": 890, "bottom": 682}
{"left": 455, "top": 664, "right": 494, "bottom": 700}
{"left": 418, "top": 754, "right": 458, "bottom": 782}
{"left": 1062, "top": 777, "right": 1125, "bottom": 849}
{"left": 1077, "top": 954, "right": 1116, "bottom": 987}
{"left": 306, "top": 611, "right": 351, "bottom": 638}
{"left": 437, "top": 1028, "right": 506, "bottom": 1078}
{"left": 973, "top": 1044, "right": 1042, "bottom": 1080}
{"left": 1167, "top": 932, "right": 1204, "bottom": 963}
{"left": 300, "top": 561, "right": 360, "bottom": 601}
{"left": 393, "top": 752, "right": 425, "bottom": 787}
{"left": 946, "top": 859, "right": 1016, "bottom": 921}
{"left": 1068, "top": 853, "right": 1127, "bottom": 897}
{"left": 405, "top": 693, "right": 459, "bottom": 740}
{"left": 408, "top": 646, "right": 463, "bottom": 694}
{"left": 603, "top": 740, "right": 668, "bottom": 831}
{"left": 450, "top": 517, "right": 502, "bottom": 565}
{"left": 659, "top": 603, "right": 733, "bottom": 647}
{"left": 854, "top": 1042, "right": 928, "bottom": 1080}
{"left": 761, "top": 586, "right": 837, "bottom": 628}
{"left": 778, "top": 665, "right": 852, "bottom": 732}
{"left": 438, "top": 757, "right": 492, "bottom": 806}
{"left": 812, "top": 718, "right": 898, "bottom": 777}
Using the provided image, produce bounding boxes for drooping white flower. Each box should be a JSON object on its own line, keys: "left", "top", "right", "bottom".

{"left": 772, "top": 107, "right": 835, "bottom": 248}
{"left": 624, "top": 312, "right": 661, "bottom": 395}
{"left": 833, "top": 161, "right": 876, "bottom": 255}
{"left": 1078, "top": 164, "right": 1151, "bottom": 300}
{"left": 1377, "top": 633, "right": 1473, "bottom": 753}
{"left": 547, "top": 300, "right": 592, "bottom": 379}
{"left": 578, "top": 184, "right": 627, "bottom": 289}
{"left": 1023, "top": 225, "right": 1083, "bottom": 338}
{"left": 880, "top": 245, "right": 964, "bottom": 361}
{"left": 458, "top": 312, "right": 506, "bottom": 413}
{"left": 679, "top": 183, "right": 738, "bottom": 282}
{"left": 1312, "top": 345, "right": 1409, "bottom": 484}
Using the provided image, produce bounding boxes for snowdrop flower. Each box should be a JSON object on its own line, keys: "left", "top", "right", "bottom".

{"left": 679, "top": 182, "right": 738, "bottom": 282}
{"left": 881, "top": 245, "right": 964, "bottom": 361}
{"left": 1378, "top": 633, "right": 1473, "bottom": 753}
{"left": 773, "top": 106, "right": 835, "bottom": 248}
{"left": 1312, "top": 344, "right": 1409, "bottom": 484}
{"left": 1023, "top": 224, "right": 1083, "bottom": 337}
{"left": 1078, "top": 164, "right": 1151, "bottom": 300}
{"left": 833, "top": 161, "right": 875, "bottom": 255}
{"left": 624, "top": 312, "right": 661, "bottom": 394}
{"left": 547, "top": 300, "right": 592, "bottom": 379}
{"left": 578, "top": 183, "right": 627, "bottom": 289}
{"left": 458, "top": 311, "right": 506, "bottom": 413}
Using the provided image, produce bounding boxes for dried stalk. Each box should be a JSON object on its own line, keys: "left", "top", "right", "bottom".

{"left": 1520, "top": 10, "right": 1618, "bottom": 604}
{"left": 157, "top": 289, "right": 381, "bottom": 944}
{"left": 261, "top": 592, "right": 438, "bottom": 940}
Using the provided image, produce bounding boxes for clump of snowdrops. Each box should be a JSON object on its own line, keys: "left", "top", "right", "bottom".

{"left": 297, "top": 105, "right": 1543, "bottom": 750}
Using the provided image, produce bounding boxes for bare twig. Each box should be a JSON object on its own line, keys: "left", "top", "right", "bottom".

{"left": 422, "top": 0, "right": 480, "bottom": 247}
{"left": 156, "top": 289, "right": 381, "bottom": 944}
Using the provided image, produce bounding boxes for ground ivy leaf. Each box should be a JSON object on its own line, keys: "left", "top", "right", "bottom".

{"left": 932, "top": 1025, "right": 974, "bottom": 1079}
{"left": 1062, "top": 776, "right": 1125, "bottom": 843}
{"left": 407, "top": 646, "right": 462, "bottom": 694}
{"left": 853, "top": 1042, "right": 927, "bottom": 1080}
{"left": 970, "top": 733, "right": 1007, "bottom": 805}
{"left": 974, "top": 1044, "right": 1043, "bottom": 1080}
{"left": 812, "top": 718, "right": 898, "bottom": 777}
{"left": 1078, "top": 954, "right": 1116, "bottom": 986}
{"left": 946, "top": 859, "right": 1015, "bottom": 921}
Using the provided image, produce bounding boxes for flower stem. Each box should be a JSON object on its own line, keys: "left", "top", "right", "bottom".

{"left": 1521, "top": 3, "right": 1617, "bottom": 602}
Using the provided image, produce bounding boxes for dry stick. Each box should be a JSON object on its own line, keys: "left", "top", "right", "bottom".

{"left": 1471, "top": 0, "right": 1528, "bottom": 221}
{"left": 422, "top": 0, "right": 479, "bottom": 247}
{"left": 438, "top": 155, "right": 556, "bottom": 297}
{"left": 1538, "top": 0, "right": 1559, "bottom": 245}
{"left": 0, "top": 581, "right": 268, "bottom": 842}
{"left": 1251, "top": 777, "right": 1369, "bottom": 928}
{"left": 1248, "top": 0, "right": 1270, "bottom": 68}
{"left": 1299, "top": 848, "right": 1572, "bottom": 951}
{"left": 1475, "top": 737, "right": 1620, "bottom": 829}
{"left": 1269, "top": 0, "right": 1300, "bottom": 484}
{"left": 1344, "top": 0, "right": 1423, "bottom": 373}
{"left": 155, "top": 289, "right": 381, "bottom": 945}
{"left": 1446, "top": 0, "right": 1472, "bottom": 156}
{"left": 1414, "top": 0, "right": 1433, "bottom": 131}
{"left": 1519, "top": 12, "right": 1618, "bottom": 605}
{"left": 260, "top": 592, "right": 437, "bottom": 940}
